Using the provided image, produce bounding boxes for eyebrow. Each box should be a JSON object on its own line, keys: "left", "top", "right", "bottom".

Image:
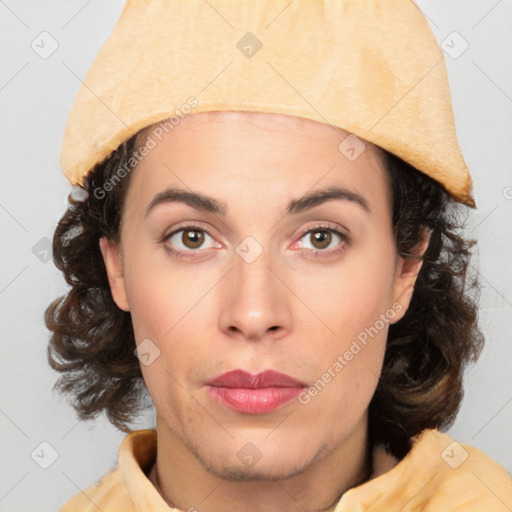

{"left": 144, "top": 185, "right": 371, "bottom": 219}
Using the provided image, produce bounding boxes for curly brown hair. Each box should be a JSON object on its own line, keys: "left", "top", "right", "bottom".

{"left": 45, "top": 129, "right": 484, "bottom": 459}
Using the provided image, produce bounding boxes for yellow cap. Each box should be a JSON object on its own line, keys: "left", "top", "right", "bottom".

{"left": 61, "top": 0, "right": 475, "bottom": 207}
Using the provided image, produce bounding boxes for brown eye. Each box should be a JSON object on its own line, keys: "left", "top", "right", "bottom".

{"left": 297, "top": 225, "right": 348, "bottom": 257}
{"left": 163, "top": 225, "right": 219, "bottom": 258}
{"left": 162, "top": 225, "right": 220, "bottom": 257}
{"left": 181, "top": 229, "right": 205, "bottom": 249}
{"left": 310, "top": 230, "right": 331, "bottom": 250}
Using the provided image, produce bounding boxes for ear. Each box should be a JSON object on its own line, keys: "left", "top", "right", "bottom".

{"left": 390, "top": 230, "right": 430, "bottom": 324}
{"left": 99, "top": 236, "right": 130, "bottom": 312}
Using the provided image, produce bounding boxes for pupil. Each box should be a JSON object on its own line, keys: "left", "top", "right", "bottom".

{"left": 184, "top": 229, "right": 204, "bottom": 248}
{"left": 312, "top": 230, "right": 330, "bottom": 249}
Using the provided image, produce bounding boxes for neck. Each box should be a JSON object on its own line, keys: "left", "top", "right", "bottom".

{"left": 148, "top": 414, "right": 373, "bottom": 512}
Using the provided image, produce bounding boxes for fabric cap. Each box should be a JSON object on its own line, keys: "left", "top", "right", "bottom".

{"left": 61, "top": 0, "right": 475, "bottom": 207}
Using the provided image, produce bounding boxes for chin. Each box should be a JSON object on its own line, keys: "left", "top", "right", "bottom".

{"left": 205, "top": 452, "right": 318, "bottom": 482}
{"left": 191, "top": 434, "right": 324, "bottom": 482}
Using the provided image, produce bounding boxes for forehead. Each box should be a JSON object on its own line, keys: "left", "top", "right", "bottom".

{"left": 127, "top": 111, "right": 390, "bottom": 218}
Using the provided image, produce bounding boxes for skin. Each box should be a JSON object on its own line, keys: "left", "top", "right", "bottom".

{"left": 99, "top": 111, "right": 429, "bottom": 512}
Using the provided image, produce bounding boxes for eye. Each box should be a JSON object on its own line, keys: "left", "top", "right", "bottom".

{"left": 161, "top": 222, "right": 349, "bottom": 260}
{"left": 296, "top": 224, "right": 349, "bottom": 257}
{"left": 162, "top": 224, "right": 220, "bottom": 258}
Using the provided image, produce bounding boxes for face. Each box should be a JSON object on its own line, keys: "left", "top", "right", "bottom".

{"left": 100, "top": 111, "right": 425, "bottom": 480}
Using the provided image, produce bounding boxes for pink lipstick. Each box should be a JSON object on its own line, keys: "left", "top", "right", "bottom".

{"left": 205, "top": 369, "right": 307, "bottom": 414}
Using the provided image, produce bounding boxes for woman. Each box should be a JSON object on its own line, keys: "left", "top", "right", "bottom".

{"left": 46, "top": 1, "right": 512, "bottom": 510}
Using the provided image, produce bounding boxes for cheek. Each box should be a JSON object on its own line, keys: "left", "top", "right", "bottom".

{"left": 122, "top": 246, "right": 218, "bottom": 387}
{"left": 294, "top": 234, "right": 395, "bottom": 412}
{"left": 123, "top": 243, "right": 207, "bottom": 339}
{"left": 303, "top": 233, "right": 396, "bottom": 341}
{"left": 124, "top": 264, "right": 199, "bottom": 413}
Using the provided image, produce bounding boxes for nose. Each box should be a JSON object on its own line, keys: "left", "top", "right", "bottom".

{"left": 218, "top": 246, "right": 292, "bottom": 342}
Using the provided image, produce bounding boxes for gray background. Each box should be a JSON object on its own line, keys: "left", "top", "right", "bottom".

{"left": 0, "top": 1, "right": 511, "bottom": 510}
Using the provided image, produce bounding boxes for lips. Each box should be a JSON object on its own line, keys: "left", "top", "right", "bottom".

{"left": 205, "top": 369, "right": 307, "bottom": 388}
{"left": 204, "top": 369, "right": 307, "bottom": 414}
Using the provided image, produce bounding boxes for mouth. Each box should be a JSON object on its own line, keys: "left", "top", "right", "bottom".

{"left": 204, "top": 369, "right": 308, "bottom": 414}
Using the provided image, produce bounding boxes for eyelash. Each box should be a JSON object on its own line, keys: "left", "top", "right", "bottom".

{"left": 161, "top": 222, "right": 350, "bottom": 260}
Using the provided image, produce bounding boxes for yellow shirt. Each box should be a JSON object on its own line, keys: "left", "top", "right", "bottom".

{"left": 60, "top": 428, "right": 512, "bottom": 511}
